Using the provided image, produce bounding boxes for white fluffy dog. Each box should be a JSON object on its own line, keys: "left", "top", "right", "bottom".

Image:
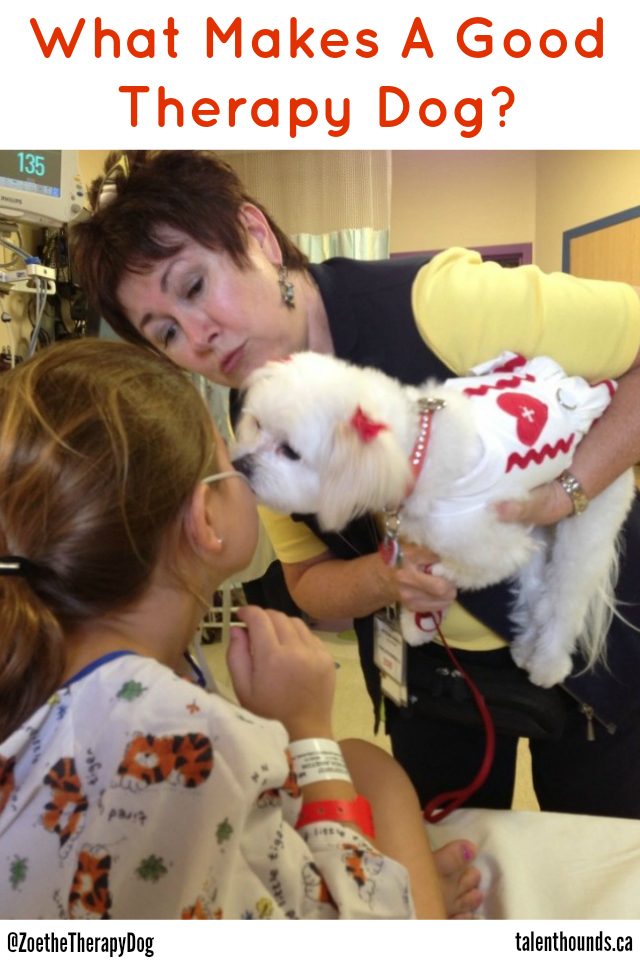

{"left": 232, "top": 351, "right": 636, "bottom": 687}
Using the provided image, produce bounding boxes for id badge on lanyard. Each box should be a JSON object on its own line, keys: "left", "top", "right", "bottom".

{"left": 374, "top": 609, "right": 409, "bottom": 707}
{"left": 374, "top": 509, "right": 410, "bottom": 707}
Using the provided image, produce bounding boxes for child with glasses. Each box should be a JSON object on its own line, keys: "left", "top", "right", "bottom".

{"left": 0, "top": 338, "right": 481, "bottom": 920}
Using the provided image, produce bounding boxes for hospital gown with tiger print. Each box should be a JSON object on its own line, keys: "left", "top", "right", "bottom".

{"left": 0, "top": 652, "right": 412, "bottom": 919}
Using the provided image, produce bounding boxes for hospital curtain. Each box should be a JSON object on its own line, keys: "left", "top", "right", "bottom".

{"left": 218, "top": 150, "right": 391, "bottom": 261}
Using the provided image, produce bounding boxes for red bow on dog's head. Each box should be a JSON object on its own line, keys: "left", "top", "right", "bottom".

{"left": 350, "top": 406, "right": 388, "bottom": 443}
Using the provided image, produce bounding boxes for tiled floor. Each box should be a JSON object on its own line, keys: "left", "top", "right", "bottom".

{"left": 200, "top": 625, "right": 539, "bottom": 812}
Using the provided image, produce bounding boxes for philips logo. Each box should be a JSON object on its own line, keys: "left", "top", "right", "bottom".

{"left": 0, "top": 196, "right": 22, "bottom": 205}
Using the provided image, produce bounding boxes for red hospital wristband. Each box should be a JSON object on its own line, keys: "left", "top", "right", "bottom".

{"left": 295, "top": 795, "right": 375, "bottom": 838}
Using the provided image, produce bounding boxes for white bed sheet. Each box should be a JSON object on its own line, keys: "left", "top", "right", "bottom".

{"left": 427, "top": 808, "right": 640, "bottom": 919}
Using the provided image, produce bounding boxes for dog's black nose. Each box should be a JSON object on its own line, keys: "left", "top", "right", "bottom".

{"left": 232, "top": 455, "right": 253, "bottom": 480}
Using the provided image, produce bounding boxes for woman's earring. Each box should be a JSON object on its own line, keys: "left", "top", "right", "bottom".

{"left": 278, "top": 264, "right": 295, "bottom": 309}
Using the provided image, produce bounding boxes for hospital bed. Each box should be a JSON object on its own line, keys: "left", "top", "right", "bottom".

{"left": 428, "top": 806, "right": 640, "bottom": 919}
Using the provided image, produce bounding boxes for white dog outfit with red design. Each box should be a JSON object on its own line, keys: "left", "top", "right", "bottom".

{"left": 430, "top": 352, "right": 615, "bottom": 517}
{"left": 407, "top": 352, "right": 617, "bottom": 650}
{"left": 233, "top": 350, "right": 636, "bottom": 687}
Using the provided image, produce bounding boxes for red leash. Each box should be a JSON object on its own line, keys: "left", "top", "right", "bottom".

{"left": 376, "top": 395, "right": 496, "bottom": 822}
{"left": 422, "top": 627, "right": 496, "bottom": 823}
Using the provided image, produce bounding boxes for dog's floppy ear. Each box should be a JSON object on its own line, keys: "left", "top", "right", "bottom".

{"left": 316, "top": 405, "right": 411, "bottom": 531}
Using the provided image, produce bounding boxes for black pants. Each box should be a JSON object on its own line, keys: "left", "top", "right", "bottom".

{"left": 386, "top": 680, "right": 640, "bottom": 820}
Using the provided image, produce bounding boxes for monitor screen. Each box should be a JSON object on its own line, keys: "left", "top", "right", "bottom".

{"left": 0, "top": 150, "right": 85, "bottom": 227}
{"left": 0, "top": 151, "right": 62, "bottom": 199}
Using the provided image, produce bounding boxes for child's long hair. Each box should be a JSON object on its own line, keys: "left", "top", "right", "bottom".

{"left": 0, "top": 338, "right": 216, "bottom": 741}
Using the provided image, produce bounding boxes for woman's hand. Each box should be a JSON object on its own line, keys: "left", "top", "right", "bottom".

{"left": 226, "top": 605, "right": 337, "bottom": 741}
{"left": 388, "top": 541, "right": 457, "bottom": 613}
{"left": 493, "top": 479, "right": 572, "bottom": 527}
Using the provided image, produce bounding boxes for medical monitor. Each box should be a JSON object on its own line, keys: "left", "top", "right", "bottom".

{"left": 0, "top": 150, "right": 86, "bottom": 228}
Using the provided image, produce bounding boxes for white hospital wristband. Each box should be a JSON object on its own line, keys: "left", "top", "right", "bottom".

{"left": 288, "top": 738, "right": 352, "bottom": 785}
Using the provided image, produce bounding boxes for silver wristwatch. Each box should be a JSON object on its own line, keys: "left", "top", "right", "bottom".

{"left": 557, "top": 470, "right": 589, "bottom": 515}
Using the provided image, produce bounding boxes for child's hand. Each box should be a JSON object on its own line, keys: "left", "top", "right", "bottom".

{"left": 226, "top": 606, "right": 336, "bottom": 740}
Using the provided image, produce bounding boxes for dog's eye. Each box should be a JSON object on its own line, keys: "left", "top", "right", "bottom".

{"left": 278, "top": 443, "right": 301, "bottom": 461}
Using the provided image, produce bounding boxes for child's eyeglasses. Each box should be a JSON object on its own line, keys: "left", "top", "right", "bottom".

{"left": 202, "top": 471, "right": 251, "bottom": 487}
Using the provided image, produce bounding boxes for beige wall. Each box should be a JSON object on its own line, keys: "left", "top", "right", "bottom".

{"left": 389, "top": 151, "right": 536, "bottom": 255}
{"left": 389, "top": 150, "right": 640, "bottom": 273}
{"left": 535, "top": 151, "right": 640, "bottom": 272}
